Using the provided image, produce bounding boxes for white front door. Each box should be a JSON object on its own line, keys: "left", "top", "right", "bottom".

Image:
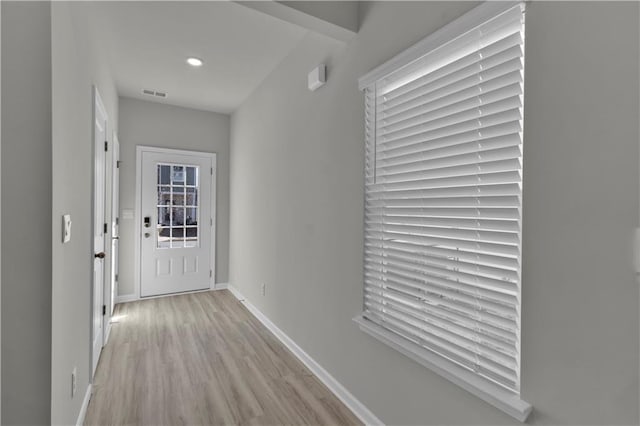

{"left": 92, "top": 88, "right": 108, "bottom": 377}
{"left": 140, "top": 149, "right": 215, "bottom": 297}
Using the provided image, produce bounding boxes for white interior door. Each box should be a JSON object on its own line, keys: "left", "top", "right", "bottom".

{"left": 110, "top": 133, "right": 120, "bottom": 315}
{"left": 140, "top": 149, "right": 215, "bottom": 297}
{"left": 92, "top": 88, "right": 108, "bottom": 377}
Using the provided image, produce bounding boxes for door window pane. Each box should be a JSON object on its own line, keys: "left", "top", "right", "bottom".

{"left": 185, "top": 207, "right": 197, "bottom": 225}
{"left": 157, "top": 186, "right": 171, "bottom": 205}
{"left": 171, "top": 207, "right": 185, "bottom": 226}
{"left": 172, "top": 186, "right": 185, "bottom": 206}
{"left": 172, "top": 166, "right": 185, "bottom": 184}
{"left": 186, "top": 167, "right": 197, "bottom": 186}
{"left": 158, "top": 165, "right": 171, "bottom": 184}
{"left": 170, "top": 227, "right": 183, "bottom": 249}
{"left": 186, "top": 187, "right": 198, "bottom": 206}
{"left": 185, "top": 227, "right": 198, "bottom": 247}
{"left": 158, "top": 207, "right": 170, "bottom": 226}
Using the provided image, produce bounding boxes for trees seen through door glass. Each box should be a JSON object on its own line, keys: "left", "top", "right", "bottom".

{"left": 156, "top": 164, "right": 199, "bottom": 248}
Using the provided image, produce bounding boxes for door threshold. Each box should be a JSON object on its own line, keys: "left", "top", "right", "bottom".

{"left": 119, "top": 285, "right": 226, "bottom": 305}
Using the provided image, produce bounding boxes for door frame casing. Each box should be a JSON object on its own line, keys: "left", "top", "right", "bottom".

{"left": 91, "top": 86, "right": 108, "bottom": 378}
{"left": 104, "top": 130, "right": 120, "bottom": 345}
{"left": 134, "top": 145, "right": 217, "bottom": 300}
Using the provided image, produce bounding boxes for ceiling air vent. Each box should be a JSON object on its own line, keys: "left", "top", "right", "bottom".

{"left": 142, "top": 89, "right": 168, "bottom": 98}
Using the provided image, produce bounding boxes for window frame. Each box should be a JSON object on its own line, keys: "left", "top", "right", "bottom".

{"left": 354, "top": 1, "right": 532, "bottom": 421}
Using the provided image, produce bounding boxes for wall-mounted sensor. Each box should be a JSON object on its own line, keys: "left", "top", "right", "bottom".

{"left": 308, "top": 64, "right": 326, "bottom": 91}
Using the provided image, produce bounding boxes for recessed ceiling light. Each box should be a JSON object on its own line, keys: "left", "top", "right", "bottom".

{"left": 187, "top": 57, "right": 203, "bottom": 67}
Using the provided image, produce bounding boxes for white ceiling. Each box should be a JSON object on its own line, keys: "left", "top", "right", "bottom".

{"left": 80, "top": 1, "right": 308, "bottom": 114}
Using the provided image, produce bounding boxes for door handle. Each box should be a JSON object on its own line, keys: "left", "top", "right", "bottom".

{"left": 95, "top": 252, "right": 106, "bottom": 259}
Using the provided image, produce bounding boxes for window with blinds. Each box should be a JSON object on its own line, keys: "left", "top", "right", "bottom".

{"left": 355, "top": 2, "right": 531, "bottom": 421}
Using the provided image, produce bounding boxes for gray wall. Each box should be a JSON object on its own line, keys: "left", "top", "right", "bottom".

{"left": 50, "top": 2, "right": 119, "bottom": 425}
{"left": 118, "top": 97, "right": 230, "bottom": 296}
{"left": 229, "top": 2, "right": 639, "bottom": 424}
{"left": 1, "top": 2, "right": 52, "bottom": 424}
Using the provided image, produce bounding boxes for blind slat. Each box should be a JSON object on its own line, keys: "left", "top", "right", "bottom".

{"left": 365, "top": 239, "right": 520, "bottom": 270}
{"left": 369, "top": 183, "right": 521, "bottom": 201}
{"left": 376, "top": 158, "right": 521, "bottom": 184}
{"left": 365, "top": 247, "right": 519, "bottom": 280}
{"left": 364, "top": 274, "right": 517, "bottom": 328}
{"left": 382, "top": 34, "right": 523, "bottom": 103}
{"left": 379, "top": 73, "right": 523, "bottom": 128}
{"left": 365, "top": 230, "right": 519, "bottom": 258}
{"left": 364, "top": 297, "right": 518, "bottom": 372}
{"left": 365, "top": 206, "right": 520, "bottom": 220}
{"left": 364, "top": 294, "right": 518, "bottom": 363}
{"left": 363, "top": 289, "right": 517, "bottom": 343}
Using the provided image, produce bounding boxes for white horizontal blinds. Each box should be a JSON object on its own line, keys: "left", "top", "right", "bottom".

{"left": 363, "top": 3, "right": 525, "bottom": 394}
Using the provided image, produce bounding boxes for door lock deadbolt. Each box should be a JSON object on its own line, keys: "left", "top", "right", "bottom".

{"left": 144, "top": 216, "right": 151, "bottom": 228}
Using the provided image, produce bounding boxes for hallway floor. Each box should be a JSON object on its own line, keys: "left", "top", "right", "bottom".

{"left": 84, "top": 290, "right": 361, "bottom": 425}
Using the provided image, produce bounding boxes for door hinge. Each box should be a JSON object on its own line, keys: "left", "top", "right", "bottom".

{"left": 104, "top": 141, "right": 108, "bottom": 152}
{"left": 104, "top": 223, "right": 108, "bottom": 234}
{"left": 211, "top": 167, "right": 213, "bottom": 175}
{"left": 209, "top": 270, "right": 212, "bottom": 278}
{"left": 115, "top": 273, "right": 119, "bottom": 282}
{"left": 102, "top": 305, "right": 106, "bottom": 316}
{"left": 116, "top": 160, "right": 121, "bottom": 168}
{"left": 210, "top": 218, "right": 213, "bottom": 226}
{"left": 115, "top": 217, "right": 119, "bottom": 226}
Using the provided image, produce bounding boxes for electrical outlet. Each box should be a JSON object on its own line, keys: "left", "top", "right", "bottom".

{"left": 71, "top": 367, "right": 77, "bottom": 398}
{"left": 261, "top": 283, "right": 266, "bottom": 296}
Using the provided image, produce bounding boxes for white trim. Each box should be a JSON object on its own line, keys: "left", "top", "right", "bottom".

{"left": 214, "top": 282, "right": 228, "bottom": 290}
{"left": 76, "top": 384, "right": 92, "bottom": 426}
{"left": 227, "top": 285, "right": 384, "bottom": 426}
{"left": 115, "top": 294, "right": 137, "bottom": 304}
{"left": 91, "top": 85, "right": 108, "bottom": 380}
{"left": 354, "top": 315, "right": 532, "bottom": 422}
{"left": 134, "top": 147, "right": 142, "bottom": 301}
{"left": 358, "top": 1, "right": 523, "bottom": 90}
{"left": 210, "top": 156, "right": 217, "bottom": 289}
{"left": 227, "top": 283, "right": 243, "bottom": 301}
{"left": 135, "top": 146, "right": 217, "bottom": 299}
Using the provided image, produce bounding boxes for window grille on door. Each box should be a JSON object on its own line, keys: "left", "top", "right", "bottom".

{"left": 156, "top": 164, "right": 200, "bottom": 248}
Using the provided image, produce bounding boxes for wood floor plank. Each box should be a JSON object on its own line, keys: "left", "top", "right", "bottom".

{"left": 84, "top": 290, "right": 362, "bottom": 426}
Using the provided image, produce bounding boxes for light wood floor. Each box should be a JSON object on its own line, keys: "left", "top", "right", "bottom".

{"left": 84, "top": 290, "right": 362, "bottom": 426}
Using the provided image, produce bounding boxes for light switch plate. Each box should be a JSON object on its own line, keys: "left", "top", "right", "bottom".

{"left": 62, "top": 214, "right": 72, "bottom": 243}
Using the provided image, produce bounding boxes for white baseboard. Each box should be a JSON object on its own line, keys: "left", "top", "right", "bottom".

{"left": 227, "top": 284, "right": 383, "bottom": 426}
{"left": 227, "top": 283, "right": 243, "bottom": 300}
{"left": 76, "top": 384, "right": 92, "bottom": 426}
{"left": 214, "top": 282, "right": 229, "bottom": 290}
{"left": 115, "top": 293, "right": 137, "bottom": 304}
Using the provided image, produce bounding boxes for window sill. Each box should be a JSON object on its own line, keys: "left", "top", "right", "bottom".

{"left": 353, "top": 315, "right": 532, "bottom": 422}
